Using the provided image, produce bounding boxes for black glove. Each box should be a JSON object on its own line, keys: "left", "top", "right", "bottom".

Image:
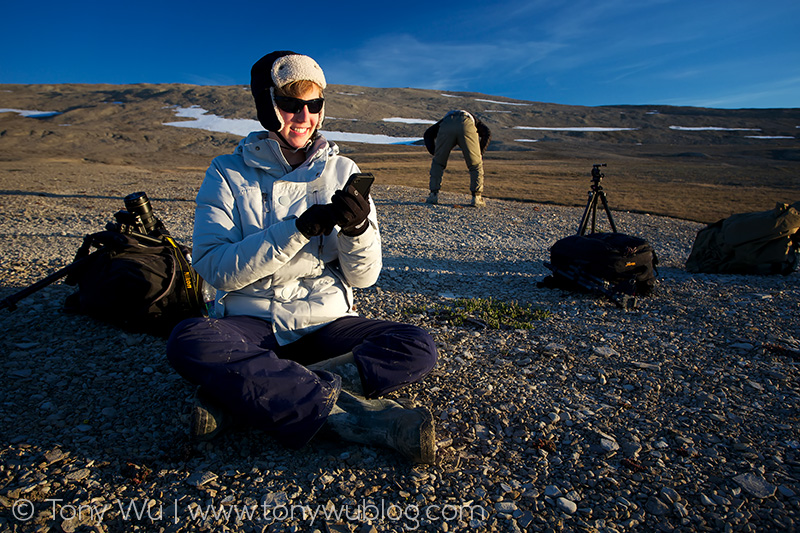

{"left": 331, "top": 189, "right": 370, "bottom": 236}
{"left": 296, "top": 204, "right": 337, "bottom": 238}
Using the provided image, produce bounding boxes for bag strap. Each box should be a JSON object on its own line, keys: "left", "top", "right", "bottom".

{"left": 144, "top": 249, "right": 180, "bottom": 310}
{"left": 161, "top": 235, "right": 204, "bottom": 314}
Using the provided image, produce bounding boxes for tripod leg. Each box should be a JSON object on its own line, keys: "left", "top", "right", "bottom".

{"left": 0, "top": 253, "right": 94, "bottom": 312}
{"left": 598, "top": 192, "right": 618, "bottom": 233}
{"left": 577, "top": 192, "right": 598, "bottom": 235}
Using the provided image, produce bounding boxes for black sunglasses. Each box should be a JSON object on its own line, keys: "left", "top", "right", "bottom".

{"left": 274, "top": 95, "right": 324, "bottom": 114}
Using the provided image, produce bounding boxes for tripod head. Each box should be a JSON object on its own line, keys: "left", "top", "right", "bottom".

{"left": 590, "top": 163, "right": 607, "bottom": 189}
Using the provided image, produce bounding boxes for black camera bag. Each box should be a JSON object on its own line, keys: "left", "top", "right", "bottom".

{"left": 64, "top": 230, "right": 204, "bottom": 336}
{"left": 544, "top": 232, "right": 658, "bottom": 296}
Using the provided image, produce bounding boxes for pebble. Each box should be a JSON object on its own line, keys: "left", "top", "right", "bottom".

{"left": 734, "top": 473, "right": 777, "bottom": 499}
{"left": 645, "top": 497, "right": 671, "bottom": 516}
{"left": 556, "top": 497, "right": 577, "bottom": 514}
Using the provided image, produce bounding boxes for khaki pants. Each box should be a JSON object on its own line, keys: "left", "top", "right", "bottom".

{"left": 429, "top": 112, "right": 484, "bottom": 194}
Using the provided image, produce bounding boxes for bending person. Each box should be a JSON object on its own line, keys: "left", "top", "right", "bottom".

{"left": 423, "top": 110, "right": 491, "bottom": 207}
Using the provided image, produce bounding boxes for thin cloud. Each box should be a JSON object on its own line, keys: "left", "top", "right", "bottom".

{"left": 324, "top": 34, "right": 563, "bottom": 92}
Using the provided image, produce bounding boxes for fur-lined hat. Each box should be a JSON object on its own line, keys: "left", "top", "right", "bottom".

{"left": 250, "top": 51, "right": 327, "bottom": 132}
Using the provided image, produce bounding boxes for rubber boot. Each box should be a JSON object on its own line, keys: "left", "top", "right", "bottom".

{"left": 326, "top": 390, "right": 436, "bottom": 464}
{"left": 307, "top": 352, "right": 364, "bottom": 395}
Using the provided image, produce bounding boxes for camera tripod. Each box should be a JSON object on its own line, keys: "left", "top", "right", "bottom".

{"left": 577, "top": 163, "right": 618, "bottom": 235}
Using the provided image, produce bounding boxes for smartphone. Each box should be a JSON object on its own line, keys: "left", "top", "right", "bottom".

{"left": 344, "top": 172, "right": 375, "bottom": 197}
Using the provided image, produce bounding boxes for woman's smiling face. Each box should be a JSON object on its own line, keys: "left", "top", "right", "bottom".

{"left": 276, "top": 84, "right": 322, "bottom": 149}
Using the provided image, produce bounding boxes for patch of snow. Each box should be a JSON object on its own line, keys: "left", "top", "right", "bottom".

{"left": 383, "top": 117, "right": 437, "bottom": 124}
{"left": 514, "top": 126, "right": 638, "bottom": 132}
{"left": 475, "top": 99, "right": 531, "bottom": 106}
{"left": 0, "top": 108, "right": 61, "bottom": 118}
{"left": 163, "top": 106, "right": 422, "bottom": 145}
{"left": 669, "top": 126, "right": 761, "bottom": 131}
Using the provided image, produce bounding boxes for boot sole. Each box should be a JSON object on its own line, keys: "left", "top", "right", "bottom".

{"left": 413, "top": 408, "right": 436, "bottom": 465}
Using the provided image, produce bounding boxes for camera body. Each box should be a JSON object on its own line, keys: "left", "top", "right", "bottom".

{"left": 591, "top": 163, "right": 607, "bottom": 183}
{"left": 113, "top": 192, "right": 167, "bottom": 238}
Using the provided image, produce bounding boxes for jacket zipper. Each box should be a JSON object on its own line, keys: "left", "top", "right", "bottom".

{"left": 262, "top": 192, "right": 270, "bottom": 220}
{"left": 313, "top": 189, "right": 325, "bottom": 269}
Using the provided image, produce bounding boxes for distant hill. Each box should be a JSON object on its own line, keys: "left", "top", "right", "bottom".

{"left": 1, "top": 83, "right": 798, "bottom": 223}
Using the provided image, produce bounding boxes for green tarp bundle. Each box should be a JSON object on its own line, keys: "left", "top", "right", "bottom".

{"left": 686, "top": 201, "right": 800, "bottom": 275}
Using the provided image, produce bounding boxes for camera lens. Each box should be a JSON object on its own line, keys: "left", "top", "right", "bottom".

{"left": 124, "top": 191, "right": 157, "bottom": 234}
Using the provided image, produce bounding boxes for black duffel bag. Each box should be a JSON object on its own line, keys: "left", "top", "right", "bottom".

{"left": 64, "top": 230, "right": 205, "bottom": 337}
{"left": 541, "top": 232, "right": 658, "bottom": 299}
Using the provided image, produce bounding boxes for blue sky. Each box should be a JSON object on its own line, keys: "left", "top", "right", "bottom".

{"left": 2, "top": 0, "right": 798, "bottom": 109}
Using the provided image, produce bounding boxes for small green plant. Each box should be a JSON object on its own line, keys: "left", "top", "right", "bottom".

{"left": 405, "top": 297, "right": 549, "bottom": 330}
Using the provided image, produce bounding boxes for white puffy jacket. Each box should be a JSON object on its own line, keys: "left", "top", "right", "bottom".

{"left": 191, "top": 131, "right": 381, "bottom": 344}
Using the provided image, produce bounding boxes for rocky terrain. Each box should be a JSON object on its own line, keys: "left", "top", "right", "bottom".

{"left": 0, "top": 84, "right": 799, "bottom": 532}
{"left": 1, "top": 181, "right": 799, "bottom": 532}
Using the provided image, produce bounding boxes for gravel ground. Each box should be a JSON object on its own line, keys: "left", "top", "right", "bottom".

{"left": 1, "top": 183, "right": 799, "bottom": 532}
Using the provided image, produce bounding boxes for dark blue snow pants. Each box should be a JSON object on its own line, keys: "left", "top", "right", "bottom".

{"left": 166, "top": 315, "right": 437, "bottom": 448}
